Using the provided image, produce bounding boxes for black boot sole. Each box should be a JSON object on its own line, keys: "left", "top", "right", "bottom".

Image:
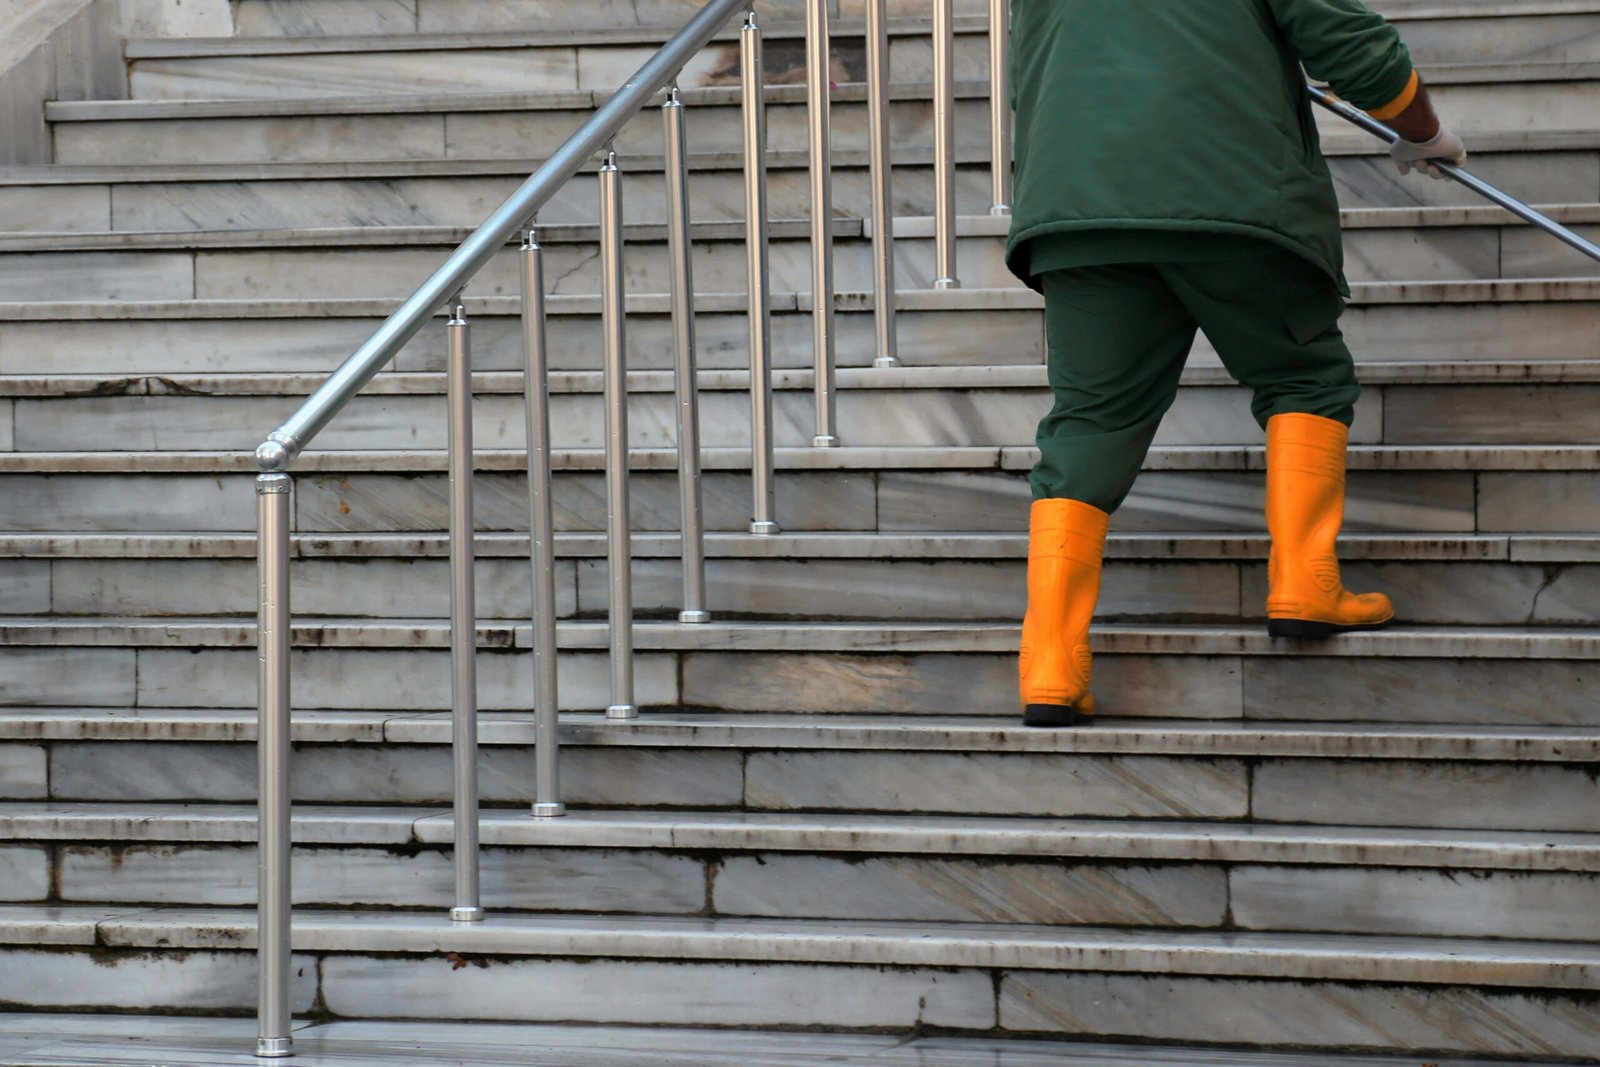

{"left": 1024, "top": 703, "right": 1092, "bottom": 728}
{"left": 1268, "top": 617, "right": 1395, "bottom": 639}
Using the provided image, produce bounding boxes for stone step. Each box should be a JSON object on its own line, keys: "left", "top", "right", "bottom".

{"left": 0, "top": 1015, "right": 1567, "bottom": 1067}
{"left": 5, "top": 133, "right": 1597, "bottom": 232}
{"left": 1, "top": 279, "right": 1596, "bottom": 377}
{"left": 0, "top": 905, "right": 1594, "bottom": 1057}
{"left": 4, "top": 362, "right": 1600, "bottom": 453}
{"left": 11, "top": 207, "right": 1600, "bottom": 302}
{"left": 0, "top": 529, "right": 1594, "bottom": 625}
{"left": 3, "top": 798, "right": 1600, "bottom": 937}
{"left": 0, "top": 618, "right": 1596, "bottom": 726}
{"left": 118, "top": 16, "right": 995, "bottom": 101}
{"left": 0, "top": 443, "right": 1592, "bottom": 536}
{"left": 47, "top": 82, "right": 999, "bottom": 167}
{"left": 8, "top": 706, "right": 1600, "bottom": 826}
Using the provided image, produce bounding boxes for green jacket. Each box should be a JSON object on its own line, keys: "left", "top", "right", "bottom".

{"left": 1005, "top": 0, "right": 1416, "bottom": 295}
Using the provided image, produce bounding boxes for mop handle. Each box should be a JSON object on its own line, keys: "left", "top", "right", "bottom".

{"left": 1306, "top": 83, "right": 1600, "bottom": 266}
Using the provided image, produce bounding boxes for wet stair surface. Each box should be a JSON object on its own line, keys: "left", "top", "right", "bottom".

{"left": 0, "top": 0, "right": 1597, "bottom": 1062}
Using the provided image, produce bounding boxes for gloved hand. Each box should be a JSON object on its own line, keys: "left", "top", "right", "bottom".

{"left": 1390, "top": 127, "right": 1467, "bottom": 179}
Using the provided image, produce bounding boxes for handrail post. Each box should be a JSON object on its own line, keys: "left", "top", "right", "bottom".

{"left": 600, "top": 148, "right": 638, "bottom": 719}
{"left": 663, "top": 87, "right": 711, "bottom": 625}
{"left": 254, "top": 469, "right": 293, "bottom": 1059}
{"left": 806, "top": 0, "right": 840, "bottom": 446}
{"left": 988, "top": 0, "right": 1011, "bottom": 216}
{"left": 446, "top": 298, "right": 485, "bottom": 920}
{"left": 742, "top": 10, "right": 780, "bottom": 536}
{"left": 521, "top": 228, "right": 567, "bottom": 817}
{"left": 866, "top": 0, "right": 898, "bottom": 368}
{"left": 933, "top": 0, "right": 960, "bottom": 289}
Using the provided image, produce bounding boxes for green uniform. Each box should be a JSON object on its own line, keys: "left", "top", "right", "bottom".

{"left": 1007, "top": 0, "right": 1417, "bottom": 510}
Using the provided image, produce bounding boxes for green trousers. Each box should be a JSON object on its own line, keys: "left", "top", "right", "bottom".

{"left": 1032, "top": 247, "right": 1361, "bottom": 512}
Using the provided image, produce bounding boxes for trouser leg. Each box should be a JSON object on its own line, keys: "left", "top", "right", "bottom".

{"left": 1033, "top": 265, "right": 1201, "bottom": 511}
{"left": 1159, "top": 249, "right": 1361, "bottom": 427}
{"left": 1160, "top": 249, "right": 1392, "bottom": 635}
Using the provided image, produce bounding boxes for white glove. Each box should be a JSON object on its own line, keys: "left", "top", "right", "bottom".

{"left": 1390, "top": 127, "right": 1467, "bottom": 180}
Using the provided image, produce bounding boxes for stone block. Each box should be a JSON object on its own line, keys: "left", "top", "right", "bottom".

{"left": 0, "top": 648, "right": 136, "bottom": 707}
{"left": 56, "top": 113, "right": 448, "bottom": 165}
{"left": 1253, "top": 759, "right": 1600, "bottom": 833}
{"left": 46, "top": 740, "right": 743, "bottom": 805}
{"left": 59, "top": 844, "right": 706, "bottom": 912}
{"left": 295, "top": 471, "right": 877, "bottom": 533}
{"left": 743, "top": 751, "right": 1249, "bottom": 818}
{"left": 1480, "top": 473, "right": 1600, "bottom": 533}
{"left": 999, "top": 973, "right": 1600, "bottom": 1058}
{"left": 1232, "top": 866, "right": 1600, "bottom": 942}
{"left": 135, "top": 647, "right": 677, "bottom": 711}
{"left": 0, "top": 745, "right": 46, "bottom": 799}
{"left": 0, "top": 948, "right": 315, "bottom": 1011}
{"left": 0, "top": 846, "right": 48, "bottom": 901}
{"left": 235, "top": 0, "right": 419, "bottom": 36}
{"left": 714, "top": 854, "right": 1227, "bottom": 926}
{"left": 322, "top": 956, "right": 995, "bottom": 1029}
{"left": 0, "top": 251, "right": 193, "bottom": 302}
{"left": 1245, "top": 656, "right": 1600, "bottom": 726}
{"left": 0, "top": 474, "right": 252, "bottom": 532}
{"left": 680, "top": 651, "right": 1243, "bottom": 718}
{"left": 0, "top": 561, "right": 49, "bottom": 614}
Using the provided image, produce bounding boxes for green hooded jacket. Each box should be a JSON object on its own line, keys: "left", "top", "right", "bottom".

{"left": 1005, "top": 0, "right": 1416, "bottom": 296}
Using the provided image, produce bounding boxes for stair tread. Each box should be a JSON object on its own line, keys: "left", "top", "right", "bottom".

{"left": 2, "top": 530, "right": 1588, "bottom": 561}
{"left": 4, "top": 708, "right": 1598, "bottom": 759}
{"left": 4, "top": 360, "right": 1599, "bottom": 396}
{"left": 0, "top": 1013, "right": 1554, "bottom": 1067}
{"left": 6, "top": 903, "right": 1597, "bottom": 984}
{"left": 5, "top": 799, "right": 1597, "bottom": 868}
{"left": 0, "top": 617, "right": 1593, "bottom": 658}
{"left": 6, "top": 203, "right": 1593, "bottom": 252}
{"left": 0, "top": 443, "right": 1593, "bottom": 473}
{"left": 2, "top": 280, "right": 1595, "bottom": 324}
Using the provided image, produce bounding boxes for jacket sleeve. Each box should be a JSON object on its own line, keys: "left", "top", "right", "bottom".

{"left": 1265, "top": 0, "right": 1416, "bottom": 114}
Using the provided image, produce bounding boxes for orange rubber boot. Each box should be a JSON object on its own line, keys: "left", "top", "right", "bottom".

{"left": 1019, "top": 498, "right": 1109, "bottom": 727}
{"left": 1265, "top": 413, "right": 1395, "bottom": 638}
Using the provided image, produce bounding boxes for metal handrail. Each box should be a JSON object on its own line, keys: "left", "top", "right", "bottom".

{"left": 252, "top": 0, "right": 747, "bottom": 473}
{"left": 248, "top": 0, "right": 1015, "bottom": 1058}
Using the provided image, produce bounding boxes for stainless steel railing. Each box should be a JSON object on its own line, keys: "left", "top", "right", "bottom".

{"left": 248, "top": 0, "right": 1013, "bottom": 1057}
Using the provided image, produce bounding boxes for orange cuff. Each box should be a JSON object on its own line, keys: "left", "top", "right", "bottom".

{"left": 1368, "top": 69, "right": 1420, "bottom": 121}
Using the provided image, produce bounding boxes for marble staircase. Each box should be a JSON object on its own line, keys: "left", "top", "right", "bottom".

{"left": 0, "top": 0, "right": 1598, "bottom": 1061}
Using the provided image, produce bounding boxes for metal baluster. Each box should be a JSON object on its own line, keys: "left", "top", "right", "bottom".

{"left": 806, "top": 0, "right": 839, "bottom": 446}
{"left": 446, "top": 299, "right": 485, "bottom": 918}
{"left": 742, "top": 10, "right": 779, "bottom": 536}
{"left": 866, "top": 0, "right": 898, "bottom": 368}
{"left": 521, "top": 230, "right": 567, "bottom": 818}
{"left": 253, "top": 466, "right": 293, "bottom": 1059}
{"left": 600, "top": 149, "right": 638, "bottom": 717}
{"left": 663, "top": 87, "right": 711, "bottom": 624}
{"left": 933, "top": 0, "right": 960, "bottom": 289}
{"left": 988, "top": 0, "right": 1011, "bottom": 216}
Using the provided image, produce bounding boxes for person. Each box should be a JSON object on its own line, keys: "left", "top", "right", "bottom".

{"left": 1008, "top": 0, "right": 1468, "bottom": 728}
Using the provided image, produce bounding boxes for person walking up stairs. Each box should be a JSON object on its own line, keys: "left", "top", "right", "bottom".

{"left": 1012, "top": 0, "right": 1468, "bottom": 727}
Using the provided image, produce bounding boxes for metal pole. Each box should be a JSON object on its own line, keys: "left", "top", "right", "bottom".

{"left": 866, "top": 0, "right": 898, "bottom": 368}
{"left": 932, "top": 0, "right": 960, "bottom": 289}
{"left": 254, "top": 471, "right": 293, "bottom": 1059}
{"left": 988, "top": 0, "right": 1011, "bottom": 216}
{"left": 663, "top": 87, "right": 712, "bottom": 625}
{"left": 806, "top": 0, "right": 840, "bottom": 446}
{"left": 521, "top": 230, "right": 566, "bottom": 818}
{"left": 1306, "top": 83, "right": 1600, "bottom": 266}
{"left": 600, "top": 149, "right": 638, "bottom": 718}
{"left": 446, "top": 299, "right": 485, "bottom": 920}
{"left": 742, "top": 11, "right": 780, "bottom": 536}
